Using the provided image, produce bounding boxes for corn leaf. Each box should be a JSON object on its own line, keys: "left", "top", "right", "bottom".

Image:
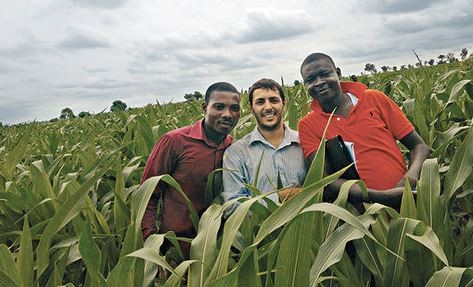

{"left": 17, "top": 216, "right": 33, "bottom": 287}
{"left": 444, "top": 123, "right": 473, "bottom": 204}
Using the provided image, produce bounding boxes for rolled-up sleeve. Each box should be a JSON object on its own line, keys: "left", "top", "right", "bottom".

{"left": 140, "top": 134, "right": 176, "bottom": 240}
{"left": 222, "top": 147, "right": 250, "bottom": 202}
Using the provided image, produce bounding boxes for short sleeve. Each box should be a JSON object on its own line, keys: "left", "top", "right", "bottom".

{"left": 372, "top": 91, "right": 414, "bottom": 140}
{"left": 298, "top": 117, "right": 322, "bottom": 159}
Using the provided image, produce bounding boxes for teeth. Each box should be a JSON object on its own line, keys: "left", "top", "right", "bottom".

{"left": 262, "top": 111, "right": 276, "bottom": 118}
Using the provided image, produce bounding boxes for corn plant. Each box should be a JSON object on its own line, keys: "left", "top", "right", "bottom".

{"left": 0, "top": 63, "right": 472, "bottom": 286}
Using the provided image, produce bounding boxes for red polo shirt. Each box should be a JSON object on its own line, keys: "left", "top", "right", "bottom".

{"left": 298, "top": 82, "right": 414, "bottom": 190}
{"left": 141, "top": 120, "right": 232, "bottom": 239}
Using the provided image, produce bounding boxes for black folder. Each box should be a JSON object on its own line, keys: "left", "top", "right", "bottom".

{"left": 325, "top": 135, "right": 360, "bottom": 180}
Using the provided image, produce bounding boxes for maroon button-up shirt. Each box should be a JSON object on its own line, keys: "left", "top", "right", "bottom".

{"left": 141, "top": 120, "right": 232, "bottom": 240}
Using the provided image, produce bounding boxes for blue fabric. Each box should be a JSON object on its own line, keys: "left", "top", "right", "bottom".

{"left": 222, "top": 126, "right": 307, "bottom": 204}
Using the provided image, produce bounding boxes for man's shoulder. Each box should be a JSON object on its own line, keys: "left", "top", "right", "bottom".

{"left": 359, "top": 88, "right": 389, "bottom": 101}
{"left": 226, "top": 133, "right": 253, "bottom": 153}
{"left": 164, "top": 124, "right": 194, "bottom": 138}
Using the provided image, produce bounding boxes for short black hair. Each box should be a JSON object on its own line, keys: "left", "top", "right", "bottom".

{"left": 300, "top": 52, "right": 337, "bottom": 73}
{"left": 204, "top": 82, "right": 239, "bottom": 103}
{"left": 248, "top": 78, "right": 285, "bottom": 106}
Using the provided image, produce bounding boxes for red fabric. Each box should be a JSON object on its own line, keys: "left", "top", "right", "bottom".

{"left": 141, "top": 120, "right": 232, "bottom": 240}
{"left": 298, "top": 81, "right": 414, "bottom": 189}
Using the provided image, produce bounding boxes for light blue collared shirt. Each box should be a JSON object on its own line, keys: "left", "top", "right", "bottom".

{"left": 222, "top": 126, "right": 307, "bottom": 203}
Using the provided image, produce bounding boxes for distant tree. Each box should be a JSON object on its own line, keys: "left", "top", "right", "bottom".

{"left": 50, "top": 118, "right": 59, "bottom": 122}
{"left": 428, "top": 59, "right": 435, "bottom": 66}
{"left": 460, "top": 48, "right": 468, "bottom": 60}
{"left": 78, "top": 111, "right": 91, "bottom": 118}
{"left": 438, "top": 54, "right": 446, "bottom": 64}
{"left": 184, "top": 91, "right": 203, "bottom": 101}
{"left": 381, "top": 66, "right": 389, "bottom": 72}
{"left": 110, "top": 100, "right": 127, "bottom": 112}
{"left": 364, "top": 63, "right": 377, "bottom": 74}
{"left": 408, "top": 64, "right": 414, "bottom": 69}
{"left": 392, "top": 66, "right": 398, "bottom": 71}
{"left": 415, "top": 63, "right": 422, "bottom": 67}
{"left": 350, "top": 75, "right": 358, "bottom": 82}
{"left": 446, "top": 52, "right": 458, "bottom": 63}
{"left": 400, "top": 65, "right": 407, "bottom": 70}
{"left": 293, "top": 80, "right": 301, "bottom": 86}
{"left": 60, "top": 108, "right": 75, "bottom": 119}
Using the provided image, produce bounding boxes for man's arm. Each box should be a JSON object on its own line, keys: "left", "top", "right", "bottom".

{"left": 222, "top": 148, "right": 251, "bottom": 202}
{"left": 396, "top": 130, "right": 430, "bottom": 188}
{"left": 141, "top": 134, "right": 176, "bottom": 240}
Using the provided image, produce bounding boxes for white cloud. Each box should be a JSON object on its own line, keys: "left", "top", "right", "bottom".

{"left": 58, "top": 25, "right": 111, "bottom": 50}
{"left": 0, "top": 0, "right": 472, "bottom": 124}
{"left": 70, "top": 0, "right": 128, "bottom": 9}
{"left": 233, "top": 8, "right": 313, "bottom": 43}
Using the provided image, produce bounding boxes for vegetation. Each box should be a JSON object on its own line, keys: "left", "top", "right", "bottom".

{"left": 0, "top": 62, "right": 472, "bottom": 286}
{"left": 110, "top": 100, "right": 128, "bottom": 112}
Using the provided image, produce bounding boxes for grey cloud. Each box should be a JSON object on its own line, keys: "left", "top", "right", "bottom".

{"left": 56, "top": 78, "right": 135, "bottom": 90}
{"left": 360, "top": 0, "right": 444, "bottom": 14}
{"left": 70, "top": 0, "right": 127, "bottom": 9}
{"left": 384, "top": 0, "right": 473, "bottom": 34}
{"left": 0, "top": 98, "right": 38, "bottom": 124}
{"left": 234, "top": 8, "right": 313, "bottom": 43}
{"left": 0, "top": 62, "right": 17, "bottom": 74}
{"left": 0, "top": 34, "right": 44, "bottom": 58}
{"left": 58, "top": 26, "right": 111, "bottom": 50}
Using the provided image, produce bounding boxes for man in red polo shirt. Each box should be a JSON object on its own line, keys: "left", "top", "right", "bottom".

{"left": 141, "top": 82, "right": 241, "bottom": 257}
{"left": 298, "top": 53, "right": 429, "bottom": 208}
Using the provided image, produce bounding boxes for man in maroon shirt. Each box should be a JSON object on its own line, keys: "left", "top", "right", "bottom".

{"left": 141, "top": 82, "right": 241, "bottom": 258}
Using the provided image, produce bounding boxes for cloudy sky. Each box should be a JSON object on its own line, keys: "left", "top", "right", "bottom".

{"left": 1, "top": 0, "right": 472, "bottom": 124}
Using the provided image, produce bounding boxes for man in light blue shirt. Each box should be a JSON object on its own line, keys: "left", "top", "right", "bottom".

{"left": 222, "top": 78, "right": 307, "bottom": 205}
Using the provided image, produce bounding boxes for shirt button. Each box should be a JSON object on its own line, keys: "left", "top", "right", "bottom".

{"left": 337, "top": 117, "right": 341, "bottom": 121}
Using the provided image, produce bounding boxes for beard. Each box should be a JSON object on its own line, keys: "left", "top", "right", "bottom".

{"left": 255, "top": 111, "right": 282, "bottom": 131}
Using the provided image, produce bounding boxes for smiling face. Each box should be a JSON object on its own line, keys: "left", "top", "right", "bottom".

{"left": 250, "top": 88, "right": 285, "bottom": 131}
{"left": 301, "top": 57, "right": 343, "bottom": 107}
{"left": 203, "top": 90, "right": 241, "bottom": 143}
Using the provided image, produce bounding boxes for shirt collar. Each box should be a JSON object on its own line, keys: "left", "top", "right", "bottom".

{"left": 186, "top": 119, "right": 233, "bottom": 148}
{"left": 249, "top": 125, "right": 299, "bottom": 149}
{"left": 309, "top": 81, "right": 367, "bottom": 112}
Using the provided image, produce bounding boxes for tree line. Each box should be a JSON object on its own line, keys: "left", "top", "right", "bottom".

{"left": 363, "top": 47, "right": 469, "bottom": 74}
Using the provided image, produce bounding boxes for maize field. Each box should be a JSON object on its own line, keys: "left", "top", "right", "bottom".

{"left": 0, "top": 63, "right": 472, "bottom": 286}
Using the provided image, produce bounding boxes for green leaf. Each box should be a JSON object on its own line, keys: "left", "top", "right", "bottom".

{"left": 208, "top": 194, "right": 274, "bottom": 282}
{"left": 444, "top": 123, "right": 473, "bottom": 204}
{"left": 0, "top": 245, "right": 20, "bottom": 285}
{"left": 0, "top": 271, "right": 18, "bottom": 287}
{"left": 188, "top": 204, "right": 224, "bottom": 287}
{"left": 113, "top": 160, "right": 129, "bottom": 235}
{"left": 208, "top": 246, "right": 257, "bottom": 287}
{"left": 79, "top": 224, "right": 107, "bottom": 287}
{"left": 425, "top": 267, "right": 470, "bottom": 287}
{"left": 406, "top": 227, "right": 449, "bottom": 266}
{"left": 36, "top": 168, "right": 107, "bottom": 277}
{"left": 17, "top": 216, "right": 34, "bottom": 287}
{"left": 447, "top": 79, "right": 471, "bottom": 103}
{"left": 400, "top": 179, "right": 417, "bottom": 218}
{"left": 255, "top": 165, "right": 351, "bottom": 245}
{"left": 416, "top": 158, "right": 443, "bottom": 235}
{"left": 131, "top": 175, "right": 199, "bottom": 233}
{"left": 275, "top": 214, "right": 313, "bottom": 287}
{"left": 164, "top": 260, "right": 197, "bottom": 287}
{"left": 2, "top": 134, "right": 28, "bottom": 181}
{"left": 383, "top": 218, "right": 419, "bottom": 287}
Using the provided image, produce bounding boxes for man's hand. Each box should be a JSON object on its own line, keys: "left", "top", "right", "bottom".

{"left": 367, "top": 187, "right": 405, "bottom": 208}
{"left": 394, "top": 175, "right": 417, "bottom": 189}
{"left": 278, "top": 186, "right": 302, "bottom": 202}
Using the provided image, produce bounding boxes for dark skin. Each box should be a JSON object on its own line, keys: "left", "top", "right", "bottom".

{"left": 302, "top": 57, "right": 430, "bottom": 208}
{"left": 202, "top": 90, "right": 241, "bottom": 145}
